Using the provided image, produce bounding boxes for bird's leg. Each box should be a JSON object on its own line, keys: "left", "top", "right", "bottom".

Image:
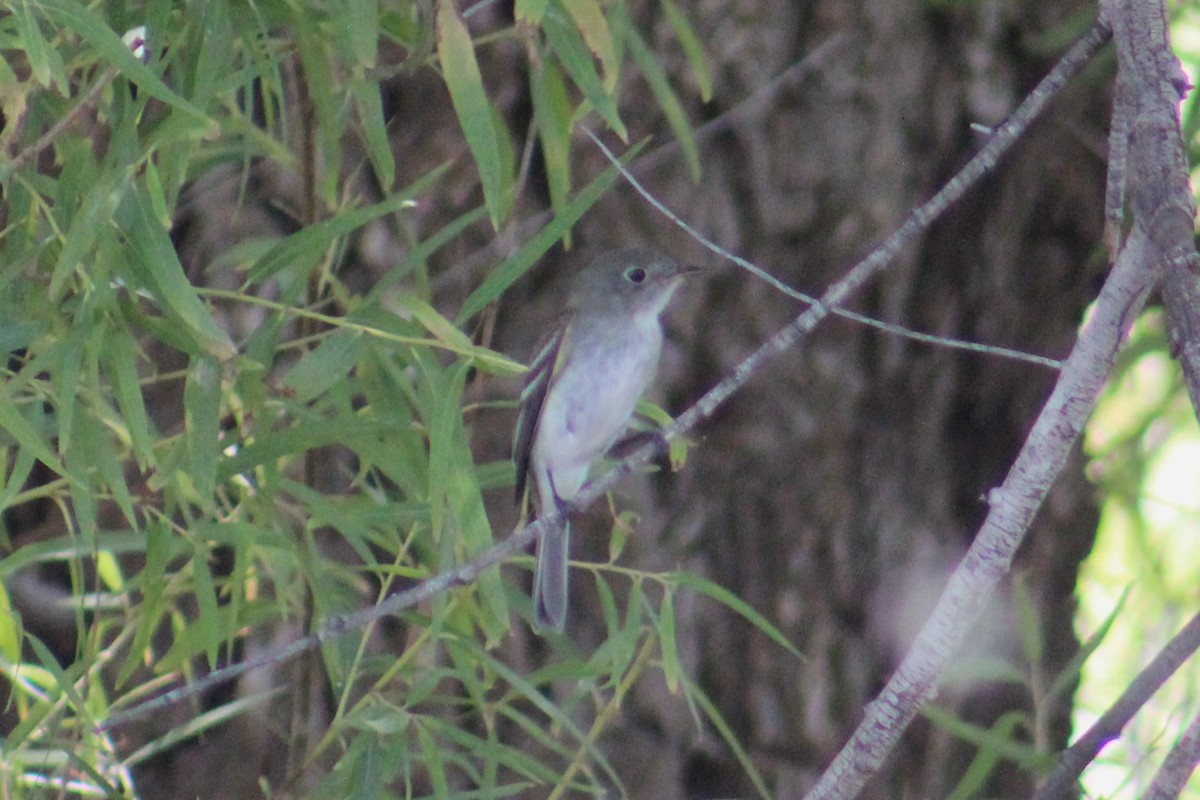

{"left": 607, "top": 430, "right": 671, "bottom": 467}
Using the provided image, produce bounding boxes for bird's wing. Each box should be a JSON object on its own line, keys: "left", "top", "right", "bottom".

{"left": 513, "top": 313, "right": 572, "bottom": 506}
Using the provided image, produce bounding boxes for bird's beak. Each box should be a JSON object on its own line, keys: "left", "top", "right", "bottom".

{"left": 674, "top": 263, "right": 709, "bottom": 278}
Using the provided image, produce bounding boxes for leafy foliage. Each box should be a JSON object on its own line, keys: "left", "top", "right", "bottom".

{"left": 0, "top": 0, "right": 730, "bottom": 796}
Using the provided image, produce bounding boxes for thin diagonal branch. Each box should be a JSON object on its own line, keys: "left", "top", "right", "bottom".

{"left": 1144, "top": 700, "right": 1200, "bottom": 800}
{"left": 1031, "top": 610, "right": 1200, "bottom": 800}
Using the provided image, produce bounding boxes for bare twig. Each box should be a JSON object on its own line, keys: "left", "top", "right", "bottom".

{"left": 1143, "top": 700, "right": 1200, "bottom": 800}
{"left": 1031, "top": 611, "right": 1200, "bottom": 800}
{"left": 5, "top": 68, "right": 116, "bottom": 176}
{"left": 589, "top": 129, "right": 1063, "bottom": 371}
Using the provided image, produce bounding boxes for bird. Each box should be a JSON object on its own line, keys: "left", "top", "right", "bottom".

{"left": 513, "top": 247, "right": 700, "bottom": 631}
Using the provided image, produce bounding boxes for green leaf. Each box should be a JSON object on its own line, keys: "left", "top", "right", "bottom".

{"left": 455, "top": 140, "right": 645, "bottom": 323}
{"left": 0, "top": 584, "right": 21, "bottom": 663}
{"left": 191, "top": 0, "right": 234, "bottom": 108}
{"left": 682, "top": 675, "right": 773, "bottom": 800}
{"left": 101, "top": 324, "right": 157, "bottom": 469}
{"left": 346, "top": 0, "right": 380, "bottom": 68}
{"left": 183, "top": 356, "right": 223, "bottom": 507}
{"left": 391, "top": 295, "right": 476, "bottom": 354}
{"left": 1044, "top": 584, "right": 1129, "bottom": 704}
{"left": 437, "top": 0, "right": 514, "bottom": 228}
{"left": 620, "top": 10, "right": 701, "bottom": 181}
{"left": 116, "top": 185, "right": 237, "bottom": 361}
{"left": 657, "top": 591, "right": 681, "bottom": 694}
{"left": 34, "top": 0, "right": 211, "bottom": 122}
{"left": 561, "top": 0, "right": 618, "bottom": 92}
{"left": 544, "top": 0, "right": 626, "bottom": 140}
{"left": 418, "top": 356, "right": 508, "bottom": 641}
{"left": 530, "top": 57, "right": 573, "bottom": 232}
{"left": 367, "top": 205, "right": 490, "bottom": 299}
{"left": 50, "top": 172, "right": 121, "bottom": 299}
{"left": 660, "top": 0, "right": 713, "bottom": 101}
{"left": 292, "top": 13, "right": 341, "bottom": 203}
{"left": 14, "top": 4, "right": 56, "bottom": 89}
{"left": 247, "top": 166, "right": 447, "bottom": 284}
{"left": 353, "top": 78, "right": 396, "bottom": 189}
{"left": 515, "top": 0, "right": 549, "bottom": 23}
{"left": 79, "top": 398, "right": 137, "bottom": 530}
{"left": 417, "top": 719, "right": 451, "bottom": 796}
{"left": 192, "top": 547, "right": 222, "bottom": 668}
{"left": 674, "top": 571, "right": 804, "bottom": 659}
{"left": 282, "top": 330, "right": 364, "bottom": 404}
{"left": 0, "top": 381, "right": 68, "bottom": 480}
{"left": 922, "top": 705, "right": 1052, "bottom": 774}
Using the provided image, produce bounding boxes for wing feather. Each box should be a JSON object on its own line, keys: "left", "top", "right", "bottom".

{"left": 513, "top": 315, "right": 570, "bottom": 505}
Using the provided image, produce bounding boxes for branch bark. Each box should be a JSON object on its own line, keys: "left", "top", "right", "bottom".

{"left": 804, "top": 212, "right": 1160, "bottom": 800}
{"left": 1144, "top": 700, "right": 1200, "bottom": 800}
{"left": 1104, "top": 0, "right": 1200, "bottom": 416}
{"left": 1031, "top": 611, "right": 1200, "bottom": 800}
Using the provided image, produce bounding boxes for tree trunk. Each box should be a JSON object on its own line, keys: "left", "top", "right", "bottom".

{"left": 532, "top": 0, "right": 1109, "bottom": 796}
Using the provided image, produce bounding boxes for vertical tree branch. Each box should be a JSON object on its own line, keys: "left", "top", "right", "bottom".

{"left": 804, "top": 220, "right": 1160, "bottom": 800}
{"left": 1104, "top": 0, "right": 1200, "bottom": 416}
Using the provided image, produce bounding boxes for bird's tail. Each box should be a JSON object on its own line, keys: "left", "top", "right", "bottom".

{"left": 532, "top": 520, "right": 569, "bottom": 632}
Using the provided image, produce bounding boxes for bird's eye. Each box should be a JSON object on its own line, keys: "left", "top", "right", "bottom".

{"left": 624, "top": 266, "right": 647, "bottom": 284}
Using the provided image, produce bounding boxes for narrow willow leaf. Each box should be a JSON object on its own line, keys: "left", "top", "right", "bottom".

{"left": 530, "top": 58, "right": 573, "bottom": 230}
{"left": 346, "top": 0, "right": 380, "bottom": 68}
{"left": 192, "top": 548, "right": 221, "bottom": 668}
{"left": 35, "top": 0, "right": 210, "bottom": 121}
{"left": 417, "top": 720, "right": 452, "bottom": 796}
{"left": 455, "top": 140, "right": 645, "bottom": 324}
{"left": 437, "top": 0, "right": 513, "bottom": 227}
{"left": 674, "top": 571, "right": 804, "bottom": 659}
{"left": 684, "top": 677, "right": 773, "bottom": 800}
{"left": 191, "top": 0, "right": 233, "bottom": 107}
{"left": 80, "top": 401, "right": 137, "bottom": 529}
{"left": 120, "top": 521, "right": 172, "bottom": 685}
{"left": 514, "top": 0, "right": 549, "bottom": 23}
{"left": 660, "top": 0, "right": 713, "bottom": 101}
{"left": 544, "top": 0, "right": 627, "bottom": 140}
{"left": 367, "top": 205, "right": 489, "bottom": 298}
{"left": 561, "top": 0, "right": 619, "bottom": 92}
{"left": 391, "top": 295, "right": 475, "bottom": 354}
{"left": 419, "top": 357, "right": 508, "bottom": 640}
{"left": 14, "top": 4, "right": 54, "bottom": 88}
{"left": 292, "top": 12, "right": 342, "bottom": 203}
{"left": 116, "top": 186, "right": 237, "bottom": 361}
{"left": 282, "top": 330, "right": 363, "bottom": 404}
{"left": 184, "top": 356, "right": 223, "bottom": 508}
{"left": 658, "top": 591, "right": 681, "bottom": 693}
{"left": 0, "top": 446, "right": 37, "bottom": 526}
{"left": 248, "top": 165, "right": 447, "bottom": 284}
{"left": 352, "top": 79, "right": 396, "bottom": 189}
{"left": 621, "top": 14, "right": 701, "bottom": 181}
{"left": 0, "top": 585, "right": 20, "bottom": 663}
{"left": 51, "top": 334, "right": 84, "bottom": 455}
{"left": 55, "top": 173, "right": 122, "bottom": 300}
{"left": 102, "top": 325, "right": 157, "bottom": 469}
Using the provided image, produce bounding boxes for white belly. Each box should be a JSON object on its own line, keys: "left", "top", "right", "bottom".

{"left": 532, "top": 319, "right": 662, "bottom": 503}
